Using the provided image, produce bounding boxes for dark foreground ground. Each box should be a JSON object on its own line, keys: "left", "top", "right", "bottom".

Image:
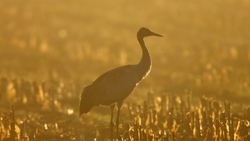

{"left": 0, "top": 78, "right": 249, "bottom": 140}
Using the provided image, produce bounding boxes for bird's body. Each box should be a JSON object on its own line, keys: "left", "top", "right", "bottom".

{"left": 79, "top": 27, "right": 162, "bottom": 139}
{"left": 80, "top": 64, "right": 146, "bottom": 113}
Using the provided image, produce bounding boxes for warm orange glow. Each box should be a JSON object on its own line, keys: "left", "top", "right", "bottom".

{"left": 0, "top": 0, "right": 249, "bottom": 140}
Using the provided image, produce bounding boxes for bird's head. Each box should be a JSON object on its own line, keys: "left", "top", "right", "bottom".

{"left": 137, "top": 27, "right": 162, "bottom": 39}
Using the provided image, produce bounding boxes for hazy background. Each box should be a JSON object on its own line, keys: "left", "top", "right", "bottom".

{"left": 1, "top": 0, "right": 250, "bottom": 107}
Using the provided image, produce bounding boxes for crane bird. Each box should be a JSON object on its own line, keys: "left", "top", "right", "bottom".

{"left": 79, "top": 27, "right": 162, "bottom": 139}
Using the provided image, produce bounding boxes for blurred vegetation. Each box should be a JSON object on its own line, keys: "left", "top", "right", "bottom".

{"left": 0, "top": 0, "right": 250, "bottom": 140}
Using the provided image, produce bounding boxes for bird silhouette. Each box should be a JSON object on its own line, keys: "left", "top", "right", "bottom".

{"left": 79, "top": 27, "right": 162, "bottom": 140}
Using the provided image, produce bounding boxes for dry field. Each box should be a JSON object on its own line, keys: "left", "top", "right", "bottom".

{"left": 0, "top": 0, "right": 250, "bottom": 140}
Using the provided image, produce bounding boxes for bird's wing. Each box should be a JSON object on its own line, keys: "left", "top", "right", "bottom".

{"left": 89, "top": 65, "right": 140, "bottom": 106}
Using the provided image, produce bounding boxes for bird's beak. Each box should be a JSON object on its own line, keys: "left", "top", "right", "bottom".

{"left": 151, "top": 31, "right": 163, "bottom": 37}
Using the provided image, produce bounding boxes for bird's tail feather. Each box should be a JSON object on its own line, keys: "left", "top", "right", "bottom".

{"left": 79, "top": 85, "right": 95, "bottom": 116}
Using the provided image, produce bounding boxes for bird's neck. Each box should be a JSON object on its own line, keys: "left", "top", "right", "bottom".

{"left": 136, "top": 37, "right": 152, "bottom": 80}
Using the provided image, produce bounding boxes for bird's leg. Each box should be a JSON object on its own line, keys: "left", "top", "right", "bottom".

{"left": 110, "top": 104, "right": 115, "bottom": 141}
{"left": 116, "top": 101, "right": 123, "bottom": 138}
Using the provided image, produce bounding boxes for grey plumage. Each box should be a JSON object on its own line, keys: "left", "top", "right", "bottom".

{"left": 79, "top": 65, "right": 139, "bottom": 113}
{"left": 79, "top": 27, "right": 162, "bottom": 139}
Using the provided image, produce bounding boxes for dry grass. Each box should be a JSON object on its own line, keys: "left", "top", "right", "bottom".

{"left": 0, "top": 86, "right": 249, "bottom": 140}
